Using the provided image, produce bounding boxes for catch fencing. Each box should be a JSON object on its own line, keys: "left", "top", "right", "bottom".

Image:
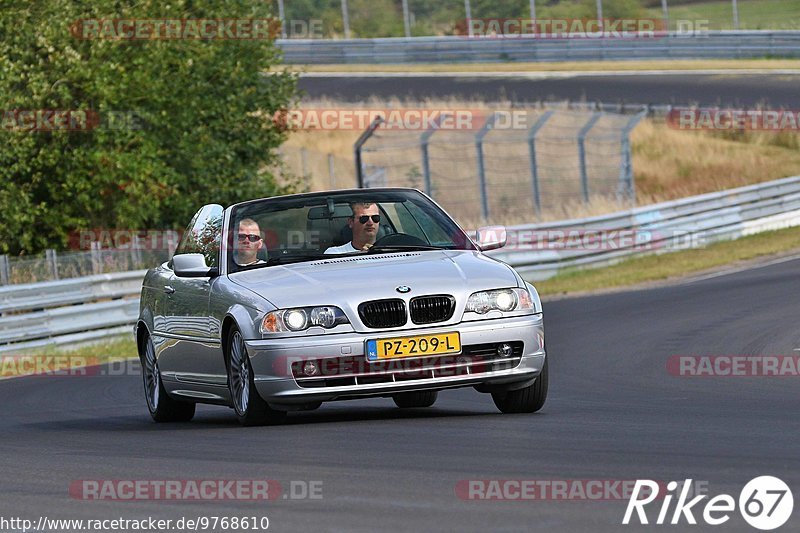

{"left": 0, "top": 246, "right": 172, "bottom": 286}
{"left": 357, "top": 107, "right": 646, "bottom": 225}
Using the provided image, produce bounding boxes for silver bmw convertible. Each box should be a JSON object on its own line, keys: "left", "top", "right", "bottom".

{"left": 135, "top": 188, "right": 547, "bottom": 425}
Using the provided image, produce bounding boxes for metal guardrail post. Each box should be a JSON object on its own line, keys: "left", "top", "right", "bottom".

{"left": 46, "top": 249, "right": 59, "bottom": 280}
{"left": 475, "top": 113, "right": 497, "bottom": 222}
{"left": 577, "top": 112, "right": 603, "bottom": 203}
{"left": 354, "top": 116, "right": 384, "bottom": 188}
{"left": 619, "top": 110, "right": 647, "bottom": 205}
{"left": 527, "top": 110, "right": 554, "bottom": 214}
{"left": 0, "top": 255, "right": 9, "bottom": 286}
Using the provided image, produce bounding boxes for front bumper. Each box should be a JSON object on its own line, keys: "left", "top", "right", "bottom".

{"left": 244, "top": 313, "right": 545, "bottom": 407}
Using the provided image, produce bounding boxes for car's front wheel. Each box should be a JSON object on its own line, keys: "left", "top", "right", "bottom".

{"left": 227, "top": 327, "right": 286, "bottom": 426}
{"left": 492, "top": 358, "right": 548, "bottom": 414}
{"left": 392, "top": 390, "right": 438, "bottom": 408}
{"left": 140, "top": 333, "right": 195, "bottom": 422}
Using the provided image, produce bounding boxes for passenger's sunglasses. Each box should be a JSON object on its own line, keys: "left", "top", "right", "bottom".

{"left": 237, "top": 233, "right": 261, "bottom": 242}
{"left": 356, "top": 215, "right": 380, "bottom": 224}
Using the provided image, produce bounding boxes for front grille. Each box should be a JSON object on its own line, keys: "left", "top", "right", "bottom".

{"left": 294, "top": 342, "right": 524, "bottom": 389}
{"left": 358, "top": 299, "right": 407, "bottom": 328}
{"left": 410, "top": 295, "right": 455, "bottom": 324}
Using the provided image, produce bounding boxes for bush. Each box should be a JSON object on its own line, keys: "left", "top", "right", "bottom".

{"left": 0, "top": 1, "right": 298, "bottom": 255}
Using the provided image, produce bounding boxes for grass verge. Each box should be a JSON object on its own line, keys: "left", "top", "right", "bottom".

{"left": 293, "top": 59, "right": 800, "bottom": 74}
{"left": 644, "top": 0, "right": 800, "bottom": 31}
{"left": 1, "top": 337, "right": 138, "bottom": 378}
{"left": 534, "top": 225, "right": 800, "bottom": 297}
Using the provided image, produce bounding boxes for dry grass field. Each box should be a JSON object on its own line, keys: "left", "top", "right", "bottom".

{"left": 277, "top": 98, "right": 800, "bottom": 227}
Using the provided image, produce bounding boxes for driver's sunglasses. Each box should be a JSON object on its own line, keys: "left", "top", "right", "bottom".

{"left": 356, "top": 215, "right": 380, "bottom": 224}
{"left": 237, "top": 233, "right": 261, "bottom": 242}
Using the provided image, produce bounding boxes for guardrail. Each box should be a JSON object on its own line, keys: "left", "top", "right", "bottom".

{"left": 487, "top": 175, "right": 800, "bottom": 280}
{"left": 3, "top": 175, "right": 800, "bottom": 352}
{"left": 0, "top": 271, "right": 145, "bottom": 354}
{"left": 278, "top": 31, "right": 800, "bottom": 64}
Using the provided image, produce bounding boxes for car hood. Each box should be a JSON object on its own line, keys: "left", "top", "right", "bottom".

{"left": 228, "top": 250, "right": 519, "bottom": 310}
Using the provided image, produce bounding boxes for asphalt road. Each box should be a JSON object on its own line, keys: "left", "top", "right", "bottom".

{"left": 299, "top": 73, "right": 800, "bottom": 108}
{"left": 1, "top": 258, "right": 799, "bottom": 532}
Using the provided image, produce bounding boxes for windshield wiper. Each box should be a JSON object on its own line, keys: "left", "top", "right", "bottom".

{"left": 367, "top": 244, "right": 447, "bottom": 254}
{"left": 265, "top": 254, "right": 327, "bottom": 266}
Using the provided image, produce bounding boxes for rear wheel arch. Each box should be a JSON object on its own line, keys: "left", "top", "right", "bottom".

{"left": 136, "top": 321, "right": 150, "bottom": 359}
{"left": 221, "top": 315, "right": 238, "bottom": 371}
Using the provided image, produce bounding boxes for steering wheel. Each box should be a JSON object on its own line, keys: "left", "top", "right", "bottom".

{"left": 371, "top": 233, "right": 429, "bottom": 248}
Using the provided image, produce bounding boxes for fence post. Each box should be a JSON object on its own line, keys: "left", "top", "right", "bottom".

{"left": 277, "top": 0, "right": 287, "bottom": 39}
{"left": 419, "top": 113, "right": 451, "bottom": 196}
{"left": 354, "top": 116, "right": 384, "bottom": 188}
{"left": 328, "top": 153, "right": 336, "bottom": 188}
{"left": 300, "top": 148, "right": 310, "bottom": 191}
{"left": 577, "top": 112, "right": 603, "bottom": 203}
{"left": 527, "top": 110, "right": 554, "bottom": 215}
{"left": 46, "top": 249, "right": 59, "bottom": 280}
{"left": 475, "top": 113, "right": 497, "bottom": 222}
{"left": 341, "top": 0, "right": 351, "bottom": 38}
{"left": 0, "top": 254, "right": 9, "bottom": 285}
{"left": 619, "top": 110, "right": 647, "bottom": 204}
{"left": 90, "top": 241, "right": 101, "bottom": 275}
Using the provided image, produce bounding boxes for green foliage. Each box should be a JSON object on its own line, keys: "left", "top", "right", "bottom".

{"left": 0, "top": 1, "right": 298, "bottom": 255}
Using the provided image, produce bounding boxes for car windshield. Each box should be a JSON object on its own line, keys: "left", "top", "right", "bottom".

{"left": 227, "top": 189, "right": 476, "bottom": 271}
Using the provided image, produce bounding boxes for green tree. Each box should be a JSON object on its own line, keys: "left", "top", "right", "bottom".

{"left": 0, "top": 1, "right": 298, "bottom": 254}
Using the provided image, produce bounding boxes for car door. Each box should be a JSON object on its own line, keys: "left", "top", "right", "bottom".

{"left": 157, "top": 204, "right": 227, "bottom": 386}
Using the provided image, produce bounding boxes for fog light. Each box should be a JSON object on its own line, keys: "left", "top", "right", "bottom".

{"left": 303, "top": 360, "right": 318, "bottom": 376}
{"left": 496, "top": 343, "right": 513, "bottom": 358}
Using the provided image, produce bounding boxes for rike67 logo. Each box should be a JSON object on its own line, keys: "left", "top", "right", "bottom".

{"left": 623, "top": 476, "right": 793, "bottom": 530}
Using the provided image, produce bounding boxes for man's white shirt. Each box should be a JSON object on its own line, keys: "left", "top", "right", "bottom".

{"left": 324, "top": 242, "right": 359, "bottom": 254}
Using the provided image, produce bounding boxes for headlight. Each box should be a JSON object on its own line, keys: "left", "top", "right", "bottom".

{"left": 465, "top": 288, "right": 533, "bottom": 314}
{"left": 261, "top": 306, "right": 349, "bottom": 333}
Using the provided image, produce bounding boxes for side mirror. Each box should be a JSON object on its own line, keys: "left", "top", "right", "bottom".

{"left": 475, "top": 226, "right": 507, "bottom": 251}
{"left": 173, "top": 253, "right": 218, "bottom": 278}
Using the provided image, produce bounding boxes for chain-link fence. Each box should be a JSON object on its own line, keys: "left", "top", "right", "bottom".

{"left": 355, "top": 106, "right": 645, "bottom": 226}
{"left": 0, "top": 247, "right": 173, "bottom": 286}
{"left": 273, "top": 0, "right": 800, "bottom": 39}
{"left": 277, "top": 146, "right": 356, "bottom": 192}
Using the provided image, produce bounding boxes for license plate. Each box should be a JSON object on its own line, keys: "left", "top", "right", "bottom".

{"left": 366, "top": 332, "right": 461, "bottom": 361}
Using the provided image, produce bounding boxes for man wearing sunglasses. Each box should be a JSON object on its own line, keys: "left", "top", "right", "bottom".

{"left": 325, "top": 202, "right": 381, "bottom": 254}
{"left": 234, "top": 218, "right": 266, "bottom": 266}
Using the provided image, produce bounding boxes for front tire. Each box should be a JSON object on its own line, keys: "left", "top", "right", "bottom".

{"left": 140, "top": 333, "right": 195, "bottom": 422}
{"left": 227, "top": 328, "right": 286, "bottom": 426}
{"left": 492, "top": 358, "right": 548, "bottom": 414}
{"left": 393, "top": 390, "right": 438, "bottom": 408}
